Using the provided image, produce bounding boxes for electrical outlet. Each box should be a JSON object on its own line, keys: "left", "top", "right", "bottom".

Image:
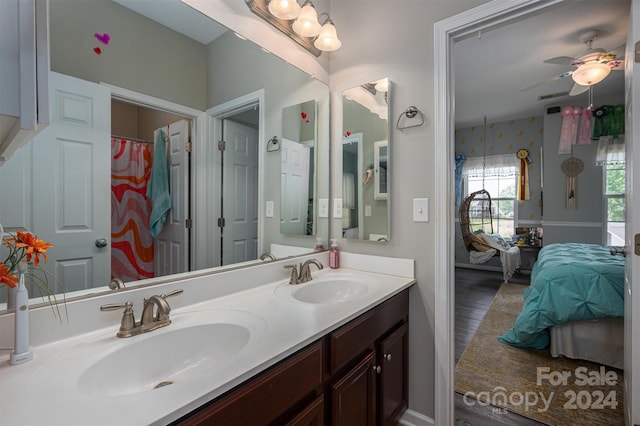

{"left": 318, "top": 199, "right": 329, "bottom": 218}
{"left": 333, "top": 199, "right": 343, "bottom": 218}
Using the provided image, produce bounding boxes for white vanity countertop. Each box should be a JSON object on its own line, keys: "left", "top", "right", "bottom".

{"left": 0, "top": 266, "right": 415, "bottom": 426}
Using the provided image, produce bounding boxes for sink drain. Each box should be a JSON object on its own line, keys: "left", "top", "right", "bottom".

{"left": 154, "top": 381, "right": 174, "bottom": 389}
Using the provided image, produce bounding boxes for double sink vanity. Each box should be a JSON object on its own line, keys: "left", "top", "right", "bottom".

{"left": 0, "top": 252, "right": 414, "bottom": 425}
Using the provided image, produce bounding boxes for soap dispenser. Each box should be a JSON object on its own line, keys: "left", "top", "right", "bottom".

{"left": 329, "top": 239, "right": 340, "bottom": 269}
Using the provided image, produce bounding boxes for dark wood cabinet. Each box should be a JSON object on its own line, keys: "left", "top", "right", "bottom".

{"left": 378, "top": 322, "right": 409, "bottom": 426}
{"left": 173, "top": 289, "right": 409, "bottom": 426}
{"left": 330, "top": 351, "right": 377, "bottom": 426}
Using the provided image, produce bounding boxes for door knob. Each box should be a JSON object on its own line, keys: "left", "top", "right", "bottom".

{"left": 95, "top": 238, "right": 109, "bottom": 248}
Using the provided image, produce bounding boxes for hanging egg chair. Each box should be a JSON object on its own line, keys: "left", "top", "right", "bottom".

{"left": 459, "top": 189, "right": 495, "bottom": 252}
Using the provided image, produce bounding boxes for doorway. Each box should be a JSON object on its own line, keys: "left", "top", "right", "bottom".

{"left": 206, "top": 90, "right": 266, "bottom": 268}
{"left": 220, "top": 112, "right": 259, "bottom": 266}
{"left": 111, "top": 99, "right": 193, "bottom": 280}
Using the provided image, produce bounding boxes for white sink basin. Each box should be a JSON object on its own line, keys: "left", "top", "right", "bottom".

{"left": 77, "top": 322, "right": 251, "bottom": 397}
{"left": 275, "top": 275, "right": 370, "bottom": 304}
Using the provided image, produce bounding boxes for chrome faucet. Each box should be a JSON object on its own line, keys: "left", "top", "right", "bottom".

{"left": 260, "top": 252, "right": 276, "bottom": 261}
{"left": 108, "top": 278, "right": 125, "bottom": 290}
{"left": 300, "top": 259, "right": 323, "bottom": 282}
{"left": 284, "top": 259, "right": 323, "bottom": 285}
{"left": 100, "top": 289, "right": 183, "bottom": 338}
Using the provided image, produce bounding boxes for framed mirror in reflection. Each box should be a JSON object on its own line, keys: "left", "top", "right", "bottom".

{"left": 0, "top": 0, "right": 329, "bottom": 310}
{"left": 281, "top": 100, "right": 317, "bottom": 236}
{"left": 342, "top": 78, "right": 390, "bottom": 242}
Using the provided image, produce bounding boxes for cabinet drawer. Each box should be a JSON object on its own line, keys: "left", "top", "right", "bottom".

{"left": 329, "top": 290, "right": 408, "bottom": 374}
{"left": 177, "top": 340, "right": 323, "bottom": 426}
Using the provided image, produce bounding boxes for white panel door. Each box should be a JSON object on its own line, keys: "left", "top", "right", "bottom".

{"left": 280, "top": 138, "right": 310, "bottom": 235}
{"left": 624, "top": 2, "right": 640, "bottom": 423}
{"left": 222, "top": 119, "right": 258, "bottom": 266}
{"left": 154, "top": 119, "right": 190, "bottom": 277}
{"left": 31, "top": 72, "right": 111, "bottom": 292}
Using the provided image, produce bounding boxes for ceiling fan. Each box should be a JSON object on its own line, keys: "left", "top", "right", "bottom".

{"left": 521, "top": 30, "right": 625, "bottom": 96}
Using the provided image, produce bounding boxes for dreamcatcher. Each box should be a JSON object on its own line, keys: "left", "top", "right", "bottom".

{"left": 561, "top": 156, "right": 584, "bottom": 209}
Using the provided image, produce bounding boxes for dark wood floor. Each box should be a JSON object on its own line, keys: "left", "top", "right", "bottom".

{"left": 454, "top": 267, "right": 544, "bottom": 426}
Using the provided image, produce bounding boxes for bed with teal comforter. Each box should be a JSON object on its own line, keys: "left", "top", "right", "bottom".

{"left": 499, "top": 243, "right": 624, "bottom": 349}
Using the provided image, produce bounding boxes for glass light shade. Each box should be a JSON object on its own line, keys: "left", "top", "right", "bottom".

{"left": 571, "top": 62, "right": 611, "bottom": 86}
{"left": 313, "top": 21, "right": 341, "bottom": 51}
{"left": 267, "top": 0, "right": 301, "bottom": 20}
{"left": 374, "top": 79, "right": 389, "bottom": 92}
{"left": 292, "top": 4, "right": 321, "bottom": 37}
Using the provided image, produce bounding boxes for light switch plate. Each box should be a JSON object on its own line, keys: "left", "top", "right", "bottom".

{"left": 365, "top": 205, "right": 372, "bottom": 217}
{"left": 333, "top": 198, "right": 343, "bottom": 218}
{"left": 318, "top": 198, "right": 329, "bottom": 218}
{"left": 266, "top": 201, "right": 274, "bottom": 218}
{"left": 413, "top": 198, "right": 429, "bottom": 222}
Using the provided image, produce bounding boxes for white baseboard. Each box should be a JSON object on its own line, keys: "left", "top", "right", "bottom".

{"left": 399, "top": 409, "right": 434, "bottom": 426}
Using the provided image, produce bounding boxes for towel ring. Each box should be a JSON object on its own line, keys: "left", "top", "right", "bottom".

{"left": 266, "top": 136, "right": 280, "bottom": 152}
{"left": 396, "top": 106, "right": 425, "bottom": 130}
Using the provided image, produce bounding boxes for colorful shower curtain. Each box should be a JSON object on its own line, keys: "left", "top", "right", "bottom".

{"left": 111, "top": 138, "right": 154, "bottom": 282}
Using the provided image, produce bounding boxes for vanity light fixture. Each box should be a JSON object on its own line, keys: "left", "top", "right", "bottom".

{"left": 245, "top": 0, "right": 341, "bottom": 57}
{"left": 268, "top": 0, "right": 301, "bottom": 20}
{"left": 571, "top": 62, "right": 611, "bottom": 86}
{"left": 292, "top": 1, "right": 322, "bottom": 37}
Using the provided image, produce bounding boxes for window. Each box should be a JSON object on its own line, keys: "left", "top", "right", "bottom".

{"left": 604, "top": 161, "right": 625, "bottom": 245}
{"left": 463, "top": 154, "right": 518, "bottom": 237}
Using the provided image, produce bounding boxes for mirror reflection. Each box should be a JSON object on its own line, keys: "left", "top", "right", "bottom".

{"left": 281, "top": 100, "right": 317, "bottom": 236}
{"left": 0, "top": 0, "right": 329, "bottom": 309}
{"left": 342, "top": 78, "right": 390, "bottom": 242}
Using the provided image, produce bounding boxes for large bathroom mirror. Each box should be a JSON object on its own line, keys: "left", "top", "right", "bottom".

{"left": 0, "top": 0, "right": 329, "bottom": 310}
{"left": 281, "top": 100, "right": 317, "bottom": 236}
{"left": 341, "top": 78, "right": 390, "bottom": 242}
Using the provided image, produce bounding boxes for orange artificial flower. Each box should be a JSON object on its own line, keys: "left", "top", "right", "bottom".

{"left": 0, "top": 264, "right": 18, "bottom": 288}
{"left": 14, "top": 231, "right": 53, "bottom": 267}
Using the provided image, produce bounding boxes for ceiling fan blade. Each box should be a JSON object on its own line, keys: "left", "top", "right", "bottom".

{"left": 519, "top": 71, "right": 573, "bottom": 92}
{"left": 607, "top": 43, "right": 626, "bottom": 56}
{"left": 569, "top": 83, "right": 590, "bottom": 96}
{"left": 543, "top": 56, "right": 579, "bottom": 65}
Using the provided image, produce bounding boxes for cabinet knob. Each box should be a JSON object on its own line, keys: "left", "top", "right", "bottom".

{"left": 384, "top": 353, "right": 392, "bottom": 362}
{"left": 373, "top": 365, "right": 381, "bottom": 374}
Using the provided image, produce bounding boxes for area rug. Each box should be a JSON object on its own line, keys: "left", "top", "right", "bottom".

{"left": 455, "top": 282, "right": 624, "bottom": 425}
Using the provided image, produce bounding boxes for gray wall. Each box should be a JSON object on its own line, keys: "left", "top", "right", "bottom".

{"left": 542, "top": 94, "right": 624, "bottom": 245}
{"left": 329, "top": 0, "right": 491, "bottom": 418}
{"left": 50, "top": 0, "right": 207, "bottom": 110}
{"left": 206, "top": 31, "right": 330, "bottom": 248}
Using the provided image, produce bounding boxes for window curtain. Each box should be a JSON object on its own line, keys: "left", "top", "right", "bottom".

{"left": 462, "top": 154, "right": 518, "bottom": 177}
{"left": 111, "top": 138, "right": 155, "bottom": 282}
{"left": 596, "top": 135, "right": 625, "bottom": 166}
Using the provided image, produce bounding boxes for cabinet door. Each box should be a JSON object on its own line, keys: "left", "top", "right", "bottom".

{"left": 285, "top": 395, "right": 324, "bottom": 426}
{"left": 330, "top": 351, "right": 376, "bottom": 426}
{"left": 378, "top": 322, "right": 408, "bottom": 426}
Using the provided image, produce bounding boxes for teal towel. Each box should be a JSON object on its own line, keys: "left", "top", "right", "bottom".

{"left": 147, "top": 129, "right": 171, "bottom": 238}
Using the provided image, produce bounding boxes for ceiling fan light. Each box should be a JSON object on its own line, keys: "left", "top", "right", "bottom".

{"left": 267, "top": 0, "right": 301, "bottom": 20}
{"left": 313, "top": 20, "right": 341, "bottom": 52}
{"left": 292, "top": 3, "right": 321, "bottom": 37}
{"left": 571, "top": 62, "right": 611, "bottom": 86}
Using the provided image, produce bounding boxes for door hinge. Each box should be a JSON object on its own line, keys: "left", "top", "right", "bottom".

{"left": 185, "top": 218, "right": 193, "bottom": 229}
{"left": 217, "top": 217, "right": 225, "bottom": 228}
{"left": 185, "top": 141, "right": 192, "bottom": 153}
{"left": 218, "top": 140, "right": 226, "bottom": 151}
